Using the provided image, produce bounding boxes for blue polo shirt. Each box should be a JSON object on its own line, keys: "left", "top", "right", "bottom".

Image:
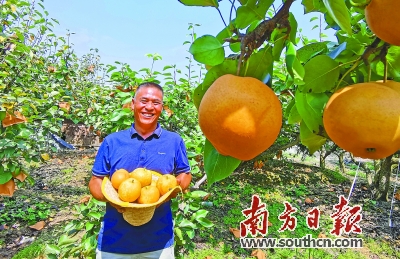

{"left": 92, "top": 123, "right": 191, "bottom": 254}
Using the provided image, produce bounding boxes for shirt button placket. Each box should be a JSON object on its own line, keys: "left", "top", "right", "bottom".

{"left": 140, "top": 141, "right": 145, "bottom": 162}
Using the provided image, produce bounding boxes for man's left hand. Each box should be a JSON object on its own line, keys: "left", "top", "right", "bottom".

{"left": 157, "top": 173, "right": 192, "bottom": 207}
{"left": 170, "top": 172, "right": 192, "bottom": 199}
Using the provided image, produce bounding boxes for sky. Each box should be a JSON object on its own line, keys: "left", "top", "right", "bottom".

{"left": 42, "top": 0, "right": 337, "bottom": 74}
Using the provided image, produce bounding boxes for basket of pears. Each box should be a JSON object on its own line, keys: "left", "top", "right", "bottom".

{"left": 101, "top": 168, "right": 181, "bottom": 226}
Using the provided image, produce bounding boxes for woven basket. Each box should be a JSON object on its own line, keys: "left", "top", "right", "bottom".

{"left": 101, "top": 172, "right": 182, "bottom": 226}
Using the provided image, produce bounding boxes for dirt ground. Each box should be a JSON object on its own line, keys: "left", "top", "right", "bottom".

{"left": 0, "top": 149, "right": 400, "bottom": 259}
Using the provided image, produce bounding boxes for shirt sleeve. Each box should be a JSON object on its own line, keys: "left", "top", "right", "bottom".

{"left": 174, "top": 138, "right": 191, "bottom": 175}
{"left": 92, "top": 138, "right": 111, "bottom": 177}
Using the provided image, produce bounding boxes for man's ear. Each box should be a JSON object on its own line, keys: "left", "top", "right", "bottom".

{"left": 131, "top": 98, "right": 135, "bottom": 110}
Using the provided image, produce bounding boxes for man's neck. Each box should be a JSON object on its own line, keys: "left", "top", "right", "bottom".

{"left": 134, "top": 123, "right": 157, "bottom": 139}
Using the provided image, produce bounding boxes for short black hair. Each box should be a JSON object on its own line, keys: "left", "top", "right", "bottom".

{"left": 135, "top": 82, "right": 164, "bottom": 97}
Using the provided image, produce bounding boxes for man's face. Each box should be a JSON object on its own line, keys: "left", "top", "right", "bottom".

{"left": 131, "top": 86, "right": 163, "bottom": 128}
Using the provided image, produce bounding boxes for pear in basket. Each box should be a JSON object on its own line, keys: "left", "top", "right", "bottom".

{"left": 130, "top": 168, "right": 152, "bottom": 187}
{"left": 137, "top": 186, "right": 161, "bottom": 204}
{"left": 118, "top": 178, "right": 142, "bottom": 202}
{"left": 156, "top": 174, "right": 178, "bottom": 196}
{"left": 111, "top": 169, "right": 129, "bottom": 189}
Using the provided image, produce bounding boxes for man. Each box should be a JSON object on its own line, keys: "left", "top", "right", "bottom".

{"left": 88, "top": 82, "right": 192, "bottom": 259}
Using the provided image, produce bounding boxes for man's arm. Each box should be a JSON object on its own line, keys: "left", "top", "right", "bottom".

{"left": 176, "top": 172, "right": 192, "bottom": 191}
{"left": 88, "top": 175, "right": 126, "bottom": 213}
{"left": 88, "top": 175, "right": 107, "bottom": 202}
{"left": 166, "top": 172, "right": 192, "bottom": 200}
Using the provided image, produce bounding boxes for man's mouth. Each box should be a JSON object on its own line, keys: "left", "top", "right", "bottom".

{"left": 142, "top": 113, "right": 154, "bottom": 118}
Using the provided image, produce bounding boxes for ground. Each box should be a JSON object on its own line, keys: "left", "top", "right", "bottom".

{"left": 0, "top": 149, "right": 399, "bottom": 259}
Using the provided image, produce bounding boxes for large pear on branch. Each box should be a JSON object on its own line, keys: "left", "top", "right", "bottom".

{"left": 198, "top": 74, "right": 282, "bottom": 161}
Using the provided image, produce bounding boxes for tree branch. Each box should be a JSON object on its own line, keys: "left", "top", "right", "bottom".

{"left": 192, "top": 173, "right": 207, "bottom": 189}
{"left": 235, "top": 0, "right": 295, "bottom": 74}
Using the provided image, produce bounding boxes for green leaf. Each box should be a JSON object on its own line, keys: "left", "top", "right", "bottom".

{"left": 175, "top": 228, "right": 184, "bottom": 242}
{"left": 186, "top": 228, "right": 195, "bottom": 239}
{"left": 0, "top": 110, "right": 6, "bottom": 121}
{"left": 288, "top": 13, "right": 298, "bottom": 44}
{"left": 235, "top": 0, "right": 274, "bottom": 29}
{"left": 300, "top": 122, "right": 326, "bottom": 154}
{"left": 322, "top": 0, "right": 352, "bottom": 35}
{"left": 297, "top": 42, "right": 328, "bottom": 63}
{"left": 86, "top": 222, "right": 94, "bottom": 231}
{"left": 196, "top": 217, "right": 214, "bottom": 228}
{"left": 295, "top": 91, "right": 329, "bottom": 133}
{"left": 229, "top": 42, "right": 241, "bottom": 53}
{"left": 178, "top": 0, "right": 219, "bottom": 7}
{"left": 373, "top": 46, "right": 400, "bottom": 81}
{"left": 57, "top": 234, "right": 78, "bottom": 246}
{"left": 0, "top": 172, "right": 12, "bottom": 184}
{"left": 204, "top": 139, "right": 241, "bottom": 187}
{"left": 216, "top": 22, "right": 235, "bottom": 44}
{"left": 87, "top": 211, "right": 102, "bottom": 220}
{"left": 301, "top": 0, "right": 324, "bottom": 13}
{"left": 272, "top": 31, "right": 287, "bottom": 61}
{"left": 45, "top": 244, "right": 61, "bottom": 255}
{"left": 178, "top": 218, "right": 197, "bottom": 229}
{"left": 188, "top": 190, "right": 209, "bottom": 199}
{"left": 288, "top": 103, "right": 302, "bottom": 124}
{"left": 193, "top": 60, "right": 237, "bottom": 109}
{"left": 191, "top": 209, "right": 209, "bottom": 221}
{"left": 300, "top": 55, "right": 340, "bottom": 93}
{"left": 240, "top": 47, "right": 273, "bottom": 81}
{"left": 17, "top": 128, "right": 32, "bottom": 138}
{"left": 285, "top": 42, "right": 305, "bottom": 84}
{"left": 15, "top": 31, "right": 25, "bottom": 42}
{"left": 189, "top": 35, "right": 225, "bottom": 66}
{"left": 284, "top": 98, "right": 295, "bottom": 118}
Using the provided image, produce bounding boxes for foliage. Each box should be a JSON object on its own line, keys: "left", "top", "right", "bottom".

{"left": 0, "top": 0, "right": 109, "bottom": 190}
{"left": 45, "top": 198, "right": 105, "bottom": 259}
{"left": 172, "top": 190, "right": 214, "bottom": 257}
{"left": 0, "top": 195, "right": 52, "bottom": 225}
{"left": 11, "top": 239, "right": 44, "bottom": 259}
{"left": 178, "top": 0, "right": 400, "bottom": 189}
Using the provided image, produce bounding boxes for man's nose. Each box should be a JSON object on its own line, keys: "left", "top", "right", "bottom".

{"left": 145, "top": 101, "right": 155, "bottom": 109}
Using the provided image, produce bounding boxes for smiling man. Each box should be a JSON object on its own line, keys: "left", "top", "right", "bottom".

{"left": 88, "top": 82, "right": 192, "bottom": 259}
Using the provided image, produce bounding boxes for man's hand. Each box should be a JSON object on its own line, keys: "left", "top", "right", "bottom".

{"left": 88, "top": 175, "right": 126, "bottom": 213}
{"left": 88, "top": 175, "right": 107, "bottom": 202}
{"left": 176, "top": 172, "right": 192, "bottom": 191}
{"left": 171, "top": 172, "right": 192, "bottom": 198}
{"left": 109, "top": 202, "right": 126, "bottom": 213}
{"left": 156, "top": 172, "right": 192, "bottom": 207}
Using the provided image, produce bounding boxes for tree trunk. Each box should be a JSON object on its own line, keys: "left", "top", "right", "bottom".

{"left": 373, "top": 155, "right": 393, "bottom": 201}
{"left": 338, "top": 152, "right": 346, "bottom": 175}
{"left": 319, "top": 152, "right": 326, "bottom": 169}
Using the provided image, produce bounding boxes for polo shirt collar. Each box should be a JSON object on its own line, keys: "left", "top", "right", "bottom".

{"left": 130, "top": 123, "right": 162, "bottom": 139}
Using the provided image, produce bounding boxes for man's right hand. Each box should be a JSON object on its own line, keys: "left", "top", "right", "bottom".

{"left": 109, "top": 202, "right": 126, "bottom": 213}
{"left": 88, "top": 175, "right": 126, "bottom": 213}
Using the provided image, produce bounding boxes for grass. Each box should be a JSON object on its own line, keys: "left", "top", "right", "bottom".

{"left": 12, "top": 239, "right": 45, "bottom": 259}
{"left": 184, "top": 244, "right": 383, "bottom": 259}
{"left": 346, "top": 170, "right": 367, "bottom": 179}
{"left": 365, "top": 237, "right": 400, "bottom": 258}
{"left": 0, "top": 195, "right": 54, "bottom": 226}
{"left": 190, "top": 160, "right": 399, "bottom": 259}
{"left": 185, "top": 244, "right": 254, "bottom": 259}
